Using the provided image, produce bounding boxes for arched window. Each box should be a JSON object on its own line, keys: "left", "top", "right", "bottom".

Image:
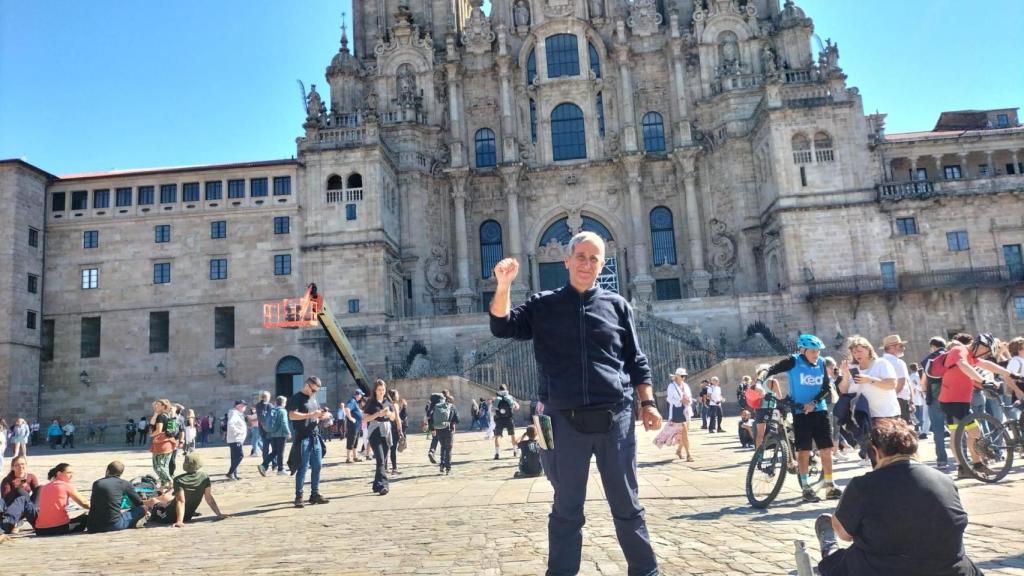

{"left": 588, "top": 41, "right": 601, "bottom": 78}
{"left": 791, "top": 133, "right": 811, "bottom": 164}
{"left": 480, "top": 220, "right": 503, "bottom": 278}
{"left": 551, "top": 103, "right": 586, "bottom": 161}
{"left": 346, "top": 173, "right": 363, "bottom": 188}
{"left": 326, "top": 175, "right": 343, "bottom": 203}
{"left": 649, "top": 207, "right": 677, "bottom": 265}
{"left": 474, "top": 128, "right": 497, "bottom": 168}
{"left": 539, "top": 216, "right": 614, "bottom": 247}
{"left": 814, "top": 131, "right": 834, "bottom": 163}
{"left": 345, "top": 173, "right": 363, "bottom": 202}
{"left": 327, "top": 175, "right": 343, "bottom": 190}
{"left": 526, "top": 49, "right": 537, "bottom": 85}
{"left": 596, "top": 93, "right": 605, "bottom": 138}
{"left": 529, "top": 99, "right": 537, "bottom": 143}
{"left": 642, "top": 112, "right": 666, "bottom": 152}
{"left": 546, "top": 34, "right": 580, "bottom": 78}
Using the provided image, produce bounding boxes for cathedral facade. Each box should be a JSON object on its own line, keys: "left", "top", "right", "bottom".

{"left": 2, "top": 0, "right": 1023, "bottom": 422}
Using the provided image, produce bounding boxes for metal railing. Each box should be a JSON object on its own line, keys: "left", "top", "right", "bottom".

{"left": 878, "top": 175, "right": 1023, "bottom": 202}
{"left": 807, "top": 265, "right": 1023, "bottom": 300}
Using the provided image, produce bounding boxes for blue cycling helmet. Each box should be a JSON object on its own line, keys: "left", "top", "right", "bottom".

{"left": 796, "top": 334, "right": 825, "bottom": 350}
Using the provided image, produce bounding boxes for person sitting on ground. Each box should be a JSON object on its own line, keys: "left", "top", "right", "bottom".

{"left": 514, "top": 425, "right": 543, "bottom": 479}
{"left": 34, "top": 463, "right": 90, "bottom": 536}
{"left": 738, "top": 410, "right": 755, "bottom": 448}
{"left": 1, "top": 456, "right": 40, "bottom": 534}
{"left": 814, "top": 418, "right": 982, "bottom": 576}
{"left": 150, "top": 453, "right": 227, "bottom": 528}
{"left": 86, "top": 461, "right": 149, "bottom": 533}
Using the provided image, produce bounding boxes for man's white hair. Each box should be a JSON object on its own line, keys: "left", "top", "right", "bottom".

{"left": 568, "top": 231, "right": 605, "bottom": 255}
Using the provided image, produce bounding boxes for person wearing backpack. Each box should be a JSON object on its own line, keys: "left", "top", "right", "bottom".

{"left": 148, "top": 399, "right": 177, "bottom": 491}
{"left": 425, "top": 391, "right": 446, "bottom": 464}
{"left": 492, "top": 385, "right": 520, "bottom": 460}
{"left": 736, "top": 375, "right": 751, "bottom": 411}
{"left": 431, "top": 391, "right": 459, "bottom": 475}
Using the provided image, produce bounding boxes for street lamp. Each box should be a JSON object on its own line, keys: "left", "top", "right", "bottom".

{"left": 216, "top": 361, "right": 227, "bottom": 377}
{"left": 79, "top": 370, "right": 91, "bottom": 386}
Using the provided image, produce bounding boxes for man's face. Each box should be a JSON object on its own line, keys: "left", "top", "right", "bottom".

{"left": 886, "top": 344, "right": 905, "bottom": 358}
{"left": 804, "top": 349, "right": 822, "bottom": 364}
{"left": 974, "top": 345, "right": 991, "bottom": 359}
{"left": 564, "top": 238, "right": 605, "bottom": 289}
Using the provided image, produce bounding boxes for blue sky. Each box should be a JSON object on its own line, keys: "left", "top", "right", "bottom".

{"left": 1, "top": 0, "right": 1020, "bottom": 175}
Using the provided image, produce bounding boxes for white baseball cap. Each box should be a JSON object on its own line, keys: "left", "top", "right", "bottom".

{"left": 671, "top": 367, "right": 688, "bottom": 376}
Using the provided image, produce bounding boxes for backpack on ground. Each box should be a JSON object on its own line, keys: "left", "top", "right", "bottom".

{"left": 431, "top": 401, "right": 452, "bottom": 430}
{"left": 496, "top": 395, "right": 513, "bottom": 418}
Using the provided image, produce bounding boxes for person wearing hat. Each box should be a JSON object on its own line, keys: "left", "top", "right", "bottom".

{"left": 666, "top": 368, "right": 694, "bottom": 461}
{"left": 151, "top": 453, "right": 227, "bottom": 527}
{"left": 756, "top": 334, "right": 840, "bottom": 502}
{"left": 881, "top": 335, "right": 913, "bottom": 425}
{"left": 225, "top": 399, "right": 248, "bottom": 480}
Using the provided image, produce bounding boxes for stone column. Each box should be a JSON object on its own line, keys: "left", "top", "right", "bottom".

{"left": 668, "top": 21, "right": 692, "bottom": 146}
{"left": 496, "top": 29, "right": 518, "bottom": 162}
{"left": 909, "top": 157, "right": 918, "bottom": 180}
{"left": 958, "top": 152, "right": 970, "bottom": 178}
{"left": 1012, "top": 150, "right": 1020, "bottom": 173}
{"left": 622, "top": 155, "right": 653, "bottom": 302}
{"left": 614, "top": 28, "right": 638, "bottom": 153}
{"left": 445, "top": 58, "right": 467, "bottom": 168}
{"left": 672, "top": 150, "right": 709, "bottom": 296}
{"left": 449, "top": 170, "right": 476, "bottom": 313}
{"left": 933, "top": 154, "right": 944, "bottom": 179}
{"left": 499, "top": 165, "right": 528, "bottom": 302}
{"left": 985, "top": 151, "right": 994, "bottom": 177}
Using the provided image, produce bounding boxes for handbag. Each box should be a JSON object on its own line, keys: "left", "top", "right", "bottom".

{"left": 397, "top": 434, "right": 407, "bottom": 453}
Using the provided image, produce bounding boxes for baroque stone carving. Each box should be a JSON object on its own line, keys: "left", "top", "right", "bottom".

{"left": 709, "top": 218, "right": 737, "bottom": 272}
{"left": 462, "top": 1, "right": 495, "bottom": 55}
{"left": 544, "top": 0, "right": 576, "bottom": 18}
{"left": 514, "top": 0, "right": 530, "bottom": 26}
{"left": 590, "top": 0, "right": 604, "bottom": 18}
{"left": 627, "top": 0, "right": 662, "bottom": 36}
{"left": 425, "top": 244, "right": 452, "bottom": 293}
{"left": 304, "top": 84, "right": 326, "bottom": 127}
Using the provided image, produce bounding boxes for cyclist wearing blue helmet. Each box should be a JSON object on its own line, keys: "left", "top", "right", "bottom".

{"left": 756, "top": 333, "right": 840, "bottom": 502}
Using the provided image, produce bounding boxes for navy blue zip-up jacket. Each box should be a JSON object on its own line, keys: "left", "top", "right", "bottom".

{"left": 489, "top": 284, "right": 652, "bottom": 410}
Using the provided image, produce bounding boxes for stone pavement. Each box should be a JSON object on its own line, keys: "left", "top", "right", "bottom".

{"left": 3, "top": 416, "right": 1022, "bottom": 575}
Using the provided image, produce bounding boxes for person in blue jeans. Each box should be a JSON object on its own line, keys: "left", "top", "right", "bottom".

{"left": 287, "top": 376, "right": 330, "bottom": 508}
{"left": 489, "top": 232, "right": 661, "bottom": 576}
{"left": 921, "top": 338, "right": 949, "bottom": 467}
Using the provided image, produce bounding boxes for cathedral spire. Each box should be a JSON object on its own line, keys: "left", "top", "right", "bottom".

{"left": 340, "top": 11, "right": 349, "bottom": 52}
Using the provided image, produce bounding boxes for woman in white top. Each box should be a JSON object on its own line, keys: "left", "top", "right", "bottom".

{"left": 908, "top": 362, "right": 928, "bottom": 435}
{"left": 839, "top": 335, "right": 899, "bottom": 419}
{"left": 666, "top": 368, "right": 694, "bottom": 461}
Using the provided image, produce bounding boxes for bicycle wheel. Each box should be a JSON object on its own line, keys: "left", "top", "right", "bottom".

{"left": 746, "top": 431, "right": 789, "bottom": 508}
{"left": 954, "top": 413, "right": 1013, "bottom": 483}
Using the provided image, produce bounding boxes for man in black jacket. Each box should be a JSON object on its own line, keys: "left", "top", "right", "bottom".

{"left": 490, "top": 231, "right": 661, "bottom": 576}
{"left": 86, "top": 461, "right": 147, "bottom": 533}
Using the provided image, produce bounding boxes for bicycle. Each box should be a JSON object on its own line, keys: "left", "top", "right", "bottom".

{"left": 953, "top": 377, "right": 1024, "bottom": 483}
{"left": 745, "top": 391, "right": 823, "bottom": 508}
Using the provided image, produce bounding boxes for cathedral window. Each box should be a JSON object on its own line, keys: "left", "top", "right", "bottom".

{"left": 480, "top": 220, "right": 504, "bottom": 278}
{"left": 588, "top": 41, "right": 601, "bottom": 78}
{"left": 526, "top": 49, "right": 537, "bottom": 85}
{"left": 551, "top": 102, "right": 587, "bottom": 161}
{"left": 529, "top": 99, "right": 537, "bottom": 143}
{"left": 474, "top": 128, "right": 497, "bottom": 168}
{"left": 345, "top": 173, "right": 363, "bottom": 202}
{"left": 546, "top": 34, "right": 580, "bottom": 78}
{"left": 791, "top": 133, "right": 811, "bottom": 164}
{"left": 649, "top": 207, "right": 677, "bottom": 266}
{"left": 327, "top": 175, "right": 343, "bottom": 203}
{"left": 814, "top": 132, "right": 834, "bottom": 163}
{"left": 596, "top": 93, "right": 605, "bottom": 138}
{"left": 642, "top": 112, "right": 666, "bottom": 153}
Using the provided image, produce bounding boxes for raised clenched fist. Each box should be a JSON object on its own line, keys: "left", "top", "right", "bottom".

{"left": 493, "top": 258, "right": 519, "bottom": 285}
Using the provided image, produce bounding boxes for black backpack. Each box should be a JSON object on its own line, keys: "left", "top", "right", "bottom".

{"left": 736, "top": 384, "right": 749, "bottom": 409}
{"left": 496, "top": 395, "right": 514, "bottom": 418}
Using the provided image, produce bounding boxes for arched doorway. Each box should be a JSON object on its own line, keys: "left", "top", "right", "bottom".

{"left": 275, "top": 356, "right": 304, "bottom": 398}
{"left": 535, "top": 215, "right": 620, "bottom": 293}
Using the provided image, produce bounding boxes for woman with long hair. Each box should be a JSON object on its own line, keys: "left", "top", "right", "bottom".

{"left": 9, "top": 418, "right": 29, "bottom": 459}
{"left": 149, "top": 399, "right": 177, "bottom": 490}
{"left": 839, "top": 336, "right": 899, "bottom": 419}
{"left": 363, "top": 379, "right": 397, "bottom": 495}
{"left": 33, "top": 463, "right": 90, "bottom": 536}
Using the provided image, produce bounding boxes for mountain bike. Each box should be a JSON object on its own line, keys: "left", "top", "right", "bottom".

{"left": 953, "top": 377, "right": 1024, "bottom": 483}
{"left": 745, "top": 392, "right": 823, "bottom": 508}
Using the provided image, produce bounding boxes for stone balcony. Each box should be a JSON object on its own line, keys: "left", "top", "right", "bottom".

{"left": 878, "top": 173, "right": 1024, "bottom": 201}
{"left": 806, "top": 265, "right": 1024, "bottom": 301}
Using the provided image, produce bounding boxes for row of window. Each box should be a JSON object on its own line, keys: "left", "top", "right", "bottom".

{"left": 907, "top": 162, "right": 1024, "bottom": 182}
{"left": 79, "top": 217, "right": 290, "bottom": 250}
{"left": 52, "top": 176, "right": 292, "bottom": 212}
{"left": 893, "top": 218, "right": 974, "bottom": 253}
{"left": 78, "top": 254, "right": 292, "bottom": 289}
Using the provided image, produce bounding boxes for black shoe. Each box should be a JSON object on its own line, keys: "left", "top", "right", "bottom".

{"left": 494, "top": 453, "right": 500, "bottom": 460}
{"left": 294, "top": 497, "right": 305, "bottom": 508}
{"left": 308, "top": 494, "right": 329, "bottom": 505}
{"left": 802, "top": 487, "right": 821, "bottom": 503}
{"left": 428, "top": 451, "right": 437, "bottom": 464}
{"left": 815, "top": 513, "right": 838, "bottom": 557}
{"left": 379, "top": 488, "right": 389, "bottom": 496}
{"left": 257, "top": 464, "right": 267, "bottom": 477}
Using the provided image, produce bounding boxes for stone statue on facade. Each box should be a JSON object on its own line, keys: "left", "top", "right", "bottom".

{"left": 514, "top": 0, "right": 530, "bottom": 26}
{"left": 305, "top": 84, "right": 325, "bottom": 126}
{"left": 761, "top": 43, "right": 778, "bottom": 76}
{"left": 590, "top": 0, "right": 604, "bottom": 18}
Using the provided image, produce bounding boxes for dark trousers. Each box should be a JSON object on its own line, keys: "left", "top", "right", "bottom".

{"left": 126, "top": 431, "right": 135, "bottom": 445}
{"left": 388, "top": 425, "right": 401, "bottom": 469}
{"left": 707, "top": 405, "right": 723, "bottom": 432}
{"left": 539, "top": 407, "right": 657, "bottom": 576}
{"left": 738, "top": 427, "right": 754, "bottom": 447}
{"left": 139, "top": 431, "right": 148, "bottom": 446}
{"left": 429, "top": 433, "right": 440, "bottom": 454}
{"left": 369, "top": 433, "right": 390, "bottom": 493}
{"left": 62, "top": 434, "right": 74, "bottom": 449}
{"left": 1, "top": 493, "right": 38, "bottom": 533}
{"left": 818, "top": 548, "right": 981, "bottom": 576}
{"left": 700, "top": 404, "right": 708, "bottom": 428}
{"left": 262, "top": 437, "right": 286, "bottom": 472}
{"left": 169, "top": 449, "right": 178, "bottom": 477}
{"left": 436, "top": 428, "right": 453, "bottom": 471}
{"left": 898, "top": 398, "right": 912, "bottom": 424}
{"left": 48, "top": 435, "right": 60, "bottom": 449}
{"left": 227, "top": 442, "right": 243, "bottom": 476}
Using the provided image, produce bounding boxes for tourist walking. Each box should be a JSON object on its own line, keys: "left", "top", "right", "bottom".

{"left": 137, "top": 416, "right": 148, "bottom": 447}
{"left": 489, "top": 233, "right": 662, "bottom": 576}
{"left": 344, "top": 391, "right": 363, "bottom": 463}
{"left": 363, "top": 379, "right": 396, "bottom": 495}
{"left": 666, "top": 367, "right": 694, "bottom": 461}
{"left": 10, "top": 418, "right": 29, "bottom": 459}
{"left": 492, "top": 385, "right": 521, "bottom": 460}
{"left": 287, "top": 376, "right": 330, "bottom": 508}
{"left": 258, "top": 396, "right": 290, "bottom": 476}
{"left": 706, "top": 377, "right": 724, "bottom": 433}
{"left": 125, "top": 418, "right": 136, "bottom": 446}
{"left": 921, "top": 337, "right": 950, "bottom": 468}
{"left": 226, "top": 399, "right": 247, "bottom": 480}
{"left": 387, "top": 389, "right": 408, "bottom": 474}
{"left": 432, "top": 391, "right": 459, "bottom": 476}
{"left": 149, "top": 399, "right": 177, "bottom": 490}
